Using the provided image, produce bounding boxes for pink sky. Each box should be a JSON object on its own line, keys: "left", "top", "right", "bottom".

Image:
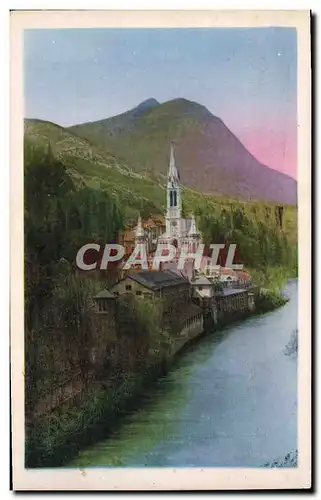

{"left": 238, "top": 126, "right": 297, "bottom": 180}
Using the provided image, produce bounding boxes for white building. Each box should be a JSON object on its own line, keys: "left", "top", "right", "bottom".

{"left": 135, "top": 143, "right": 201, "bottom": 252}
{"left": 190, "top": 275, "right": 215, "bottom": 300}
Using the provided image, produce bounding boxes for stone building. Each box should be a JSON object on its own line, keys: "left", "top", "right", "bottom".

{"left": 215, "top": 287, "right": 253, "bottom": 317}
{"left": 110, "top": 269, "right": 190, "bottom": 303}
{"left": 190, "top": 275, "right": 216, "bottom": 301}
{"left": 110, "top": 269, "right": 201, "bottom": 334}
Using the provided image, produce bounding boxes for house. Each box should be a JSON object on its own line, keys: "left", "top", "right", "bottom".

{"left": 190, "top": 275, "right": 215, "bottom": 301}
{"left": 117, "top": 228, "right": 136, "bottom": 257}
{"left": 143, "top": 215, "right": 166, "bottom": 244}
{"left": 110, "top": 269, "right": 193, "bottom": 331}
{"left": 111, "top": 269, "right": 190, "bottom": 300}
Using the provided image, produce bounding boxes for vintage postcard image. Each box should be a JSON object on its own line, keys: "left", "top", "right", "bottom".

{"left": 10, "top": 10, "right": 311, "bottom": 490}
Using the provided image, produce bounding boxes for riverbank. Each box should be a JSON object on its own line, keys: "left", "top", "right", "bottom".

{"left": 70, "top": 279, "right": 298, "bottom": 468}
{"left": 173, "top": 289, "right": 289, "bottom": 359}
{"left": 25, "top": 288, "right": 289, "bottom": 468}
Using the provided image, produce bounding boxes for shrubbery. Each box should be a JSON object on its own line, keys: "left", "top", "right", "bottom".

{"left": 255, "top": 289, "right": 289, "bottom": 314}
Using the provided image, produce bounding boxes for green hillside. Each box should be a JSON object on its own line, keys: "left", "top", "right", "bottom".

{"left": 68, "top": 98, "right": 211, "bottom": 177}
{"left": 25, "top": 118, "right": 118, "bottom": 166}
{"left": 24, "top": 119, "right": 167, "bottom": 221}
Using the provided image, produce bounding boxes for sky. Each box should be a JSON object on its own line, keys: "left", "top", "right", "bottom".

{"left": 24, "top": 27, "right": 297, "bottom": 178}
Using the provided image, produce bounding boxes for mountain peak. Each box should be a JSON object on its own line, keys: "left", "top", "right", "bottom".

{"left": 153, "top": 97, "right": 215, "bottom": 120}
{"left": 136, "top": 98, "right": 160, "bottom": 111}
{"left": 67, "top": 98, "right": 296, "bottom": 205}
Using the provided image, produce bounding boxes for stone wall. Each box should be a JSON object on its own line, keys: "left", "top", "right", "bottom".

{"left": 171, "top": 311, "right": 204, "bottom": 356}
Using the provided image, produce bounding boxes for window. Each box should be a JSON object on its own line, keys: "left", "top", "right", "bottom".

{"left": 125, "top": 284, "right": 132, "bottom": 291}
{"left": 198, "top": 286, "right": 203, "bottom": 291}
{"left": 170, "top": 190, "right": 177, "bottom": 207}
{"left": 173, "top": 191, "right": 177, "bottom": 206}
{"left": 136, "top": 290, "right": 142, "bottom": 296}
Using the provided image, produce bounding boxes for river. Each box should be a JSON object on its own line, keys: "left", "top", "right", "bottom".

{"left": 71, "top": 280, "right": 297, "bottom": 468}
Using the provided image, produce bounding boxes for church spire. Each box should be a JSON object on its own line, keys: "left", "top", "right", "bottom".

{"left": 168, "top": 142, "right": 179, "bottom": 184}
{"left": 165, "top": 143, "right": 181, "bottom": 240}
{"left": 188, "top": 215, "right": 200, "bottom": 237}
{"left": 135, "top": 214, "right": 145, "bottom": 244}
{"left": 136, "top": 215, "right": 144, "bottom": 237}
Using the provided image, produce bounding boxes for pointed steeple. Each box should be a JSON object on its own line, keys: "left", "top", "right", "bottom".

{"left": 165, "top": 143, "right": 181, "bottom": 240}
{"left": 168, "top": 143, "right": 179, "bottom": 183}
{"left": 135, "top": 214, "right": 144, "bottom": 238}
{"left": 135, "top": 214, "right": 146, "bottom": 246}
{"left": 188, "top": 215, "right": 200, "bottom": 237}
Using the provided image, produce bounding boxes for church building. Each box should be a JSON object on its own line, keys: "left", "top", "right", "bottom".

{"left": 135, "top": 143, "right": 202, "bottom": 252}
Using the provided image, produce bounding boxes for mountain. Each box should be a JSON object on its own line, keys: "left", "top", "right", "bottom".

{"left": 69, "top": 98, "right": 160, "bottom": 140}
{"left": 69, "top": 98, "right": 297, "bottom": 205}
{"left": 24, "top": 117, "right": 297, "bottom": 242}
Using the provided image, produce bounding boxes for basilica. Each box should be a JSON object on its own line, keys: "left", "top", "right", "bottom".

{"left": 117, "top": 144, "right": 250, "bottom": 283}
{"left": 135, "top": 144, "right": 202, "bottom": 253}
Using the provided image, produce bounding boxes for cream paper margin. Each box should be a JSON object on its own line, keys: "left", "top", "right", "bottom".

{"left": 10, "top": 9, "right": 311, "bottom": 491}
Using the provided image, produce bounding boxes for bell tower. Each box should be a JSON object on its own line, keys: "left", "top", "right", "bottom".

{"left": 165, "top": 143, "right": 181, "bottom": 239}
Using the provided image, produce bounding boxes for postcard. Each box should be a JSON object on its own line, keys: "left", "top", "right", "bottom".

{"left": 10, "top": 9, "right": 311, "bottom": 491}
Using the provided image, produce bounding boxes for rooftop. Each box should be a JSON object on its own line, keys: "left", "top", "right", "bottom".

{"left": 216, "top": 288, "right": 247, "bottom": 297}
{"left": 191, "top": 275, "right": 212, "bottom": 286}
{"left": 94, "top": 289, "right": 115, "bottom": 299}
{"left": 128, "top": 269, "right": 188, "bottom": 291}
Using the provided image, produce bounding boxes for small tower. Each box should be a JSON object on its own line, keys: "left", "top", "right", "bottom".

{"left": 165, "top": 143, "right": 182, "bottom": 240}
{"left": 135, "top": 214, "right": 146, "bottom": 245}
{"left": 188, "top": 215, "right": 201, "bottom": 253}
